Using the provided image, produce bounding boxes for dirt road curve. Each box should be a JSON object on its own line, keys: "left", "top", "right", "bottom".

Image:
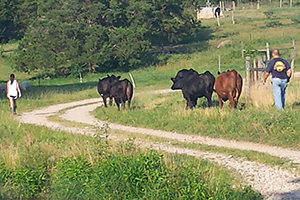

{"left": 17, "top": 91, "right": 300, "bottom": 200}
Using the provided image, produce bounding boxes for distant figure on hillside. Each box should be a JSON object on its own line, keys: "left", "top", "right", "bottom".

{"left": 214, "top": 7, "right": 221, "bottom": 18}
{"left": 263, "top": 49, "right": 292, "bottom": 109}
{"left": 6, "top": 74, "right": 22, "bottom": 115}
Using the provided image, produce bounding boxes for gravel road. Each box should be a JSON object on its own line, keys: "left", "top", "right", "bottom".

{"left": 17, "top": 90, "right": 300, "bottom": 199}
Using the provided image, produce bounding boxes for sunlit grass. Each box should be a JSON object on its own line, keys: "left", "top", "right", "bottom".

{"left": 94, "top": 87, "right": 300, "bottom": 150}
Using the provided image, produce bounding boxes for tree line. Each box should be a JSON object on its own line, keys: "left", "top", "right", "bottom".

{"left": 2, "top": 0, "right": 255, "bottom": 74}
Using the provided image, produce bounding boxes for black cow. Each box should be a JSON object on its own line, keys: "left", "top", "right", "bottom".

{"left": 110, "top": 78, "right": 133, "bottom": 111}
{"left": 97, "top": 75, "right": 120, "bottom": 107}
{"left": 171, "top": 69, "right": 215, "bottom": 109}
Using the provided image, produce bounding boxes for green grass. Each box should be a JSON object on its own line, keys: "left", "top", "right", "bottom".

{"left": 94, "top": 86, "right": 300, "bottom": 150}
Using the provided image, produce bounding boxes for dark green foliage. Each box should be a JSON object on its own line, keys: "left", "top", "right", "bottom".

{"left": 265, "top": 20, "right": 283, "bottom": 28}
{"left": 0, "top": 165, "right": 48, "bottom": 199}
{"left": 0, "top": 151, "right": 262, "bottom": 199}
{"left": 11, "top": 0, "right": 202, "bottom": 73}
{"left": 50, "top": 152, "right": 262, "bottom": 199}
{"left": 263, "top": 11, "right": 275, "bottom": 19}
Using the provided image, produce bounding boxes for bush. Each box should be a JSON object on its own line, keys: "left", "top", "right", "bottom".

{"left": 265, "top": 20, "right": 283, "bottom": 28}
{"left": 50, "top": 152, "right": 262, "bottom": 199}
{"left": 263, "top": 11, "right": 275, "bottom": 19}
{"left": 0, "top": 165, "right": 48, "bottom": 199}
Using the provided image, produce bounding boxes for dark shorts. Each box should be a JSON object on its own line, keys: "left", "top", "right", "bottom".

{"left": 9, "top": 95, "right": 17, "bottom": 100}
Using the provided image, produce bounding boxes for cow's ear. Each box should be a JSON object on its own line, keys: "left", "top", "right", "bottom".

{"left": 171, "top": 78, "right": 175, "bottom": 82}
{"left": 117, "top": 76, "right": 121, "bottom": 79}
{"left": 217, "top": 71, "right": 220, "bottom": 74}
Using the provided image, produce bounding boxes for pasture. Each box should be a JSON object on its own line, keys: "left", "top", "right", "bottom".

{"left": 0, "top": 3, "right": 300, "bottom": 199}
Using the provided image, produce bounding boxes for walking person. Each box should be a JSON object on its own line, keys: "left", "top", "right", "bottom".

{"left": 263, "top": 49, "right": 292, "bottom": 109}
{"left": 6, "top": 74, "right": 22, "bottom": 115}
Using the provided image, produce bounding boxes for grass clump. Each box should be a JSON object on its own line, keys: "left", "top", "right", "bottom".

{"left": 50, "top": 152, "right": 262, "bottom": 199}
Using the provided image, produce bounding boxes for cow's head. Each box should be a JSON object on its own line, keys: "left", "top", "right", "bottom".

{"left": 109, "top": 75, "right": 121, "bottom": 85}
{"left": 170, "top": 77, "right": 183, "bottom": 90}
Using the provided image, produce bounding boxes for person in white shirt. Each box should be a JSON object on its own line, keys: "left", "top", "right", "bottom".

{"left": 6, "top": 74, "right": 22, "bottom": 114}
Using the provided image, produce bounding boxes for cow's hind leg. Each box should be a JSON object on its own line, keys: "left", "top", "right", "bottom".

{"left": 205, "top": 93, "right": 213, "bottom": 108}
{"left": 109, "top": 96, "right": 113, "bottom": 106}
{"left": 115, "top": 98, "right": 121, "bottom": 111}
{"left": 116, "top": 102, "right": 120, "bottom": 111}
{"left": 187, "top": 97, "right": 195, "bottom": 109}
{"left": 217, "top": 95, "right": 224, "bottom": 109}
{"left": 102, "top": 96, "right": 108, "bottom": 107}
{"left": 127, "top": 100, "right": 131, "bottom": 110}
{"left": 233, "top": 88, "right": 240, "bottom": 108}
{"left": 228, "top": 94, "right": 235, "bottom": 109}
{"left": 122, "top": 100, "right": 126, "bottom": 110}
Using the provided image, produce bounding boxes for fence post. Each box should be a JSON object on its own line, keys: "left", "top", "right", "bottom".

{"left": 266, "top": 43, "right": 270, "bottom": 60}
{"left": 257, "top": 0, "right": 260, "bottom": 9}
{"left": 245, "top": 56, "right": 251, "bottom": 98}
{"left": 291, "top": 40, "right": 296, "bottom": 77}
{"left": 232, "top": 11, "right": 235, "bottom": 24}
{"left": 241, "top": 42, "right": 244, "bottom": 58}
{"left": 222, "top": 1, "right": 225, "bottom": 12}
{"left": 232, "top": 1, "right": 235, "bottom": 10}
{"left": 218, "top": 55, "right": 221, "bottom": 72}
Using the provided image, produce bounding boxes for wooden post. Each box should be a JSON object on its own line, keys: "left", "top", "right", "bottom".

{"left": 232, "top": 11, "right": 235, "bottom": 24}
{"left": 251, "top": 59, "right": 256, "bottom": 84}
{"left": 218, "top": 55, "right": 221, "bottom": 72}
{"left": 266, "top": 43, "right": 270, "bottom": 60}
{"left": 291, "top": 40, "right": 296, "bottom": 77}
{"left": 232, "top": 1, "right": 235, "bottom": 10}
{"left": 280, "top": 0, "right": 282, "bottom": 7}
{"left": 290, "top": 0, "right": 293, "bottom": 7}
{"left": 257, "top": 0, "right": 260, "bottom": 9}
{"left": 245, "top": 56, "right": 251, "bottom": 98}
{"left": 222, "top": 1, "right": 225, "bottom": 12}
{"left": 241, "top": 42, "right": 244, "bottom": 58}
{"left": 219, "top": 1, "right": 222, "bottom": 10}
{"left": 257, "top": 56, "right": 263, "bottom": 81}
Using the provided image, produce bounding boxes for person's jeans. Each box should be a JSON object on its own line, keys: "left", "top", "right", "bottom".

{"left": 272, "top": 78, "right": 288, "bottom": 109}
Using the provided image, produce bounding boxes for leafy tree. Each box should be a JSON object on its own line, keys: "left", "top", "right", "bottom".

{"left": 13, "top": 0, "right": 201, "bottom": 73}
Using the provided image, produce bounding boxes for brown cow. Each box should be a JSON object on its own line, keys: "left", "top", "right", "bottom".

{"left": 214, "top": 70, "right": 243, "bottom": 109}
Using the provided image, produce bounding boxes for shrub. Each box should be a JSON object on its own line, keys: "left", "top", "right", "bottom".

{"left": 50, "top": 152, "right": 262, "bottom": 199}
{"left": 265, "top": 20, "right": 283, "bottom": 28}
{"left": 0, "top": 165, "right": 48, "bottom": 199}
{"left": 263, "top": 11, "right": 275, "bottom": 19}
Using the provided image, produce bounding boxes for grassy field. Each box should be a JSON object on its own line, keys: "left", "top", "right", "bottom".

{"left": 1, "top": 4, "right": 300, "bottom": 199}
{"left": 92, "top": 6, "right": 300, "bottom": 150}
